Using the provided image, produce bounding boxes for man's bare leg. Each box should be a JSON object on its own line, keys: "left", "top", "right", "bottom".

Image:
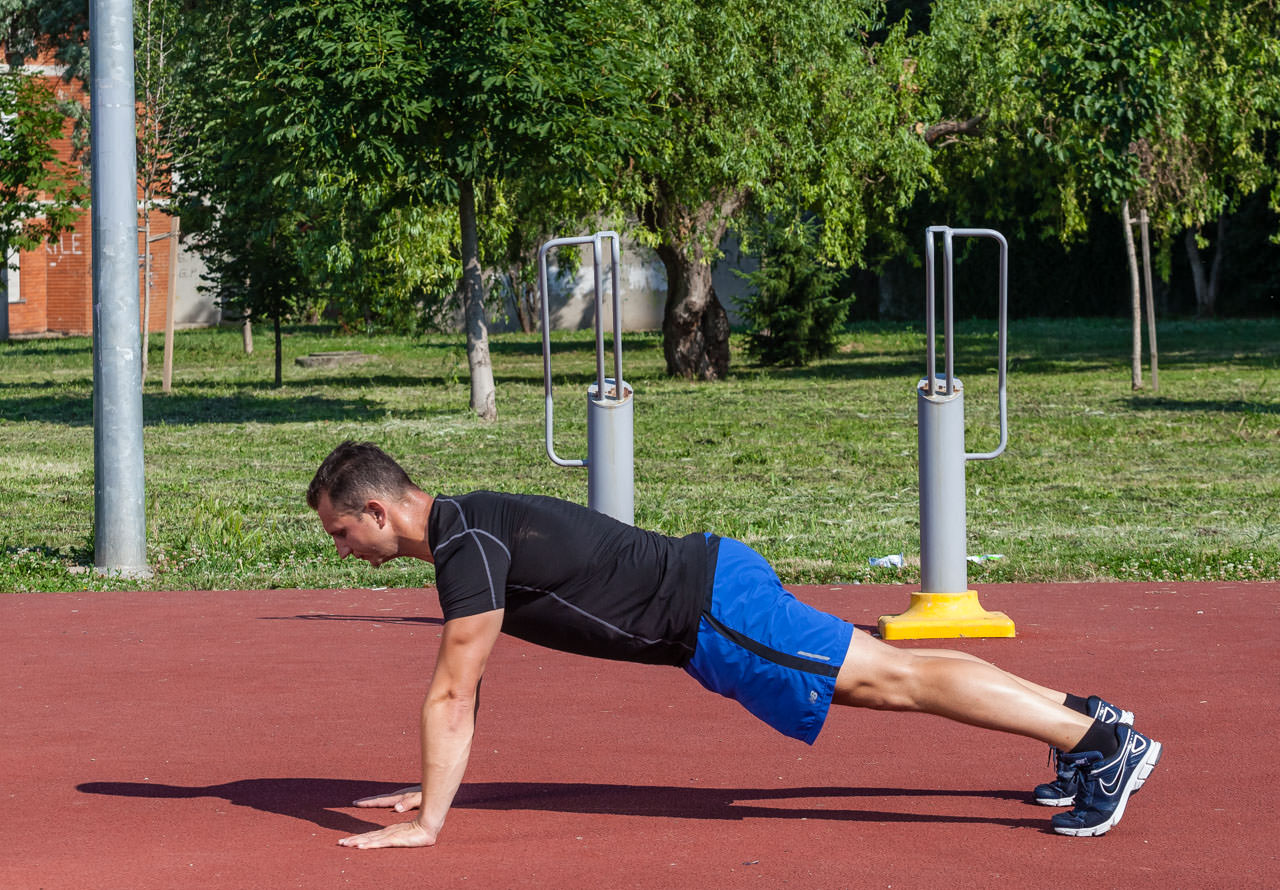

{"left": 832, "top": 630, "right": 1091, "bottom": 751}
{"left": 904, "top": 647, "right": 1070, "bottom": 704}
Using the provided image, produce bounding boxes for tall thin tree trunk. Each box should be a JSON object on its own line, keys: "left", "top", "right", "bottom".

{"left": 1122, "top": 199, "right": 1143, "bottom": 390}
{"left": 141, "top": 197, "right": 152, "bottom": 379}
{"left": 1185, "top": 227, "right": 1210, "bottom": 316}
{"left": 273, "top": 311, "right": 282, "bottom": 388}
{"left": 459, "top": 179, "right": 496, "bottom": 421}
{"left": 1206, "top": 214, "right": 1226, "bottom": 317}
{"left": 162, "top": 215, "right": 179, "bottom": 394}
{"left": 1139, "top": 208, "right": 1158, "bottom": 392}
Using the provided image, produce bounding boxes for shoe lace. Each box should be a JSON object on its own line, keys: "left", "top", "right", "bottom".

{"left": 1060, "top": 754, "right": 1102, "bottom": 811}
{"left": 1048, "top": 747, "right": 1078, "bottom": 782}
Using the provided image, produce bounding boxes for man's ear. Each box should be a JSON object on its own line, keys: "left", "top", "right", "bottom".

{"left": 364, "top": 499, "right": 388, "bottom": 528}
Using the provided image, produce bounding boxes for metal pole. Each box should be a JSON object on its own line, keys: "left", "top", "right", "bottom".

{"left": 917, "top": 378, "right": 968, "bottom": 593}
{"left": 879, "top": 225, "right": 1012, "bottom": 639}
{"left": 90, "top": 0, "right": 150, "bottom": 577}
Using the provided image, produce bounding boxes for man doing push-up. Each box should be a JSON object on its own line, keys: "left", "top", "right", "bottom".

{"left": 306, "top": 441, "right": 1161, "bottom": 849}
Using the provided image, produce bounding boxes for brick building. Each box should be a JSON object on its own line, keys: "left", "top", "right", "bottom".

{"left": 3, "top": 55, "right": 216, "bottom": 338}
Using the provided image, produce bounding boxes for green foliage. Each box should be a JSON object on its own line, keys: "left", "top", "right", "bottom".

{"left": 739, "top": 215, "right": 851, "bottom": 366}
{"left": 626, "top": 0, "right": 930, "bottom": 266}
{"left": 919, "top": 0, "right": 1280, "bottom": 240}
{"left": 135, "top": 0, "right": 192, "bottom": 205}
{"left": 0, "top": 1, "right": 87, "bottom": 72}
{"left": 0, "top": 71, "right": 85, "bottom": 253}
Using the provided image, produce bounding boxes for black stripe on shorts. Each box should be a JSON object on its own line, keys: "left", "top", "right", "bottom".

{"left": 701, "top": 609, "right": 841, "bottom": 679}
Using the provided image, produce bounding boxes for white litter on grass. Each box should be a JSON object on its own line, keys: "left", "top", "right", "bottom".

{"left": 868, "top": 554, "right": 905, "bottom": 568}
{"left": 967, "top": 554, "right": 1006, "bottom": 564}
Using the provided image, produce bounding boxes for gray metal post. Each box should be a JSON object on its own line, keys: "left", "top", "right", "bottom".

{"left": 880, "top": 226, "right": 1012, "bottom": 639}
{"left": 90, "top": 0, "right": 150, "bottom": 576}
{"left": 540, "top": 232, "right": 634, "bottom": 524}
{"left": 917, "top": 377, "right": 969, "bottom": 593}
{"left": 918, "top": 226, "right": 1008, "bottom": 593}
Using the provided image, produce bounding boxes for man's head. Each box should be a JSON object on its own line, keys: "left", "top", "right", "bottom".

{"left": 307, "top": 440, "right": 415, "bottom": 515}
{"left": 308, "top": 441, "right": 420, "bottom": 566}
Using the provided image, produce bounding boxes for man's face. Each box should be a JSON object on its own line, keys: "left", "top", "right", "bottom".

{"left": 315, "top": 492, "right": 396, "bottom": 567}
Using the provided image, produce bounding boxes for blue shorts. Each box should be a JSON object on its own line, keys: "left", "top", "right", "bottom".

{"left": 684, "top": 537, "right": 854, "bottom": 744}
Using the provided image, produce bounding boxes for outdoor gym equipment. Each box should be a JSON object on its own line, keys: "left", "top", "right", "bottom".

{"left": 879, "top": 226, "right": 1016, "bottom": 640}
{"left": 539, "top": 231, "right": 634, "bottom": 525}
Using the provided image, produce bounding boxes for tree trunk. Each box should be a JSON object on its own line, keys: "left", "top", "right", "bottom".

{"left": 242, "top": 314, "right": 253, "bottom": 355}
{"left": 1121, "top": 199, "right": 1143, "bottom": 390}
{"left": 141, "top": 196, "right": 152, "bottom": 379}
{"left": 161, "top": 215, "right": 179, "bottom": 394}
{"left": 273, "top": 310, "right": 283, "bottom": 388}
{"left": 1207, "top": 213, "right": 1226, "bottom": 317}
{"left": 459, "top": 179, "right": 497, "bottom": 421}
{"left": 656, "top": 243, "right": 730, "bottom": 380}
{"left": 1139, "top": 209, "right": 1158, "bottom": 392}
{"left": 650, "top": 190, "right": 746, "bottom": 380}
{"left": 1185, "top": 227, "right": 1210, "bottom": 316}
{"left": 1185, "top": 214, "right": 1228, "bottom": 317}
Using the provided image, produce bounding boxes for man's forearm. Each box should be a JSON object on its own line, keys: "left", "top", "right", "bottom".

{"left": 415, "top": 689, "right": 477, "bottom": 838}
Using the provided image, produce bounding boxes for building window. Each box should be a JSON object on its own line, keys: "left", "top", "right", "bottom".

{"left": 4, "top": 249, "right": 18, "bottom": 303}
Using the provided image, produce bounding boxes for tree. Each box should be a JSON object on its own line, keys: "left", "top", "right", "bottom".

{"left": 0, "top": 68, "right": 86, "bottom": 337}
{"left": 919, "top": 0, "right": 1280, "bottom": 383}
{"left": 623, "top": 0, "right": 932, "bottom": 379}
{"left": 174, "top": 1, "right": 315, "bottom": 386}
{"left": 240, "top": 0, "right": 645, "bottom": 420}
{"left": 135, "top": 0, "right": 192, "bottom": 382}
{"left": 738, "top": 213, "right": 850, "bottom": 366}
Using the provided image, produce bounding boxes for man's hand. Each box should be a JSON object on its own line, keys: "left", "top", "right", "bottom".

{"left": 338, "top": 819, "right": 436, "bottom": 850}
{"left": 353, "top": 785, "right": 422, "bottom": 813}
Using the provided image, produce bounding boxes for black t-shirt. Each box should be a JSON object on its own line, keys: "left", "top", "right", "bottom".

{"left": 427, "top": 491, "right": 708, "bottom": 666}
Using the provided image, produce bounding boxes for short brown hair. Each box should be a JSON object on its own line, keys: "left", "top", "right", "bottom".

{"left": 307, "top": 441, "right": 416, "bottom": 514}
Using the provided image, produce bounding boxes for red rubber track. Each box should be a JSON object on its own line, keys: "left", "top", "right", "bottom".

{"left": 3, "top": 582, "right": 1277, "bottom": 889}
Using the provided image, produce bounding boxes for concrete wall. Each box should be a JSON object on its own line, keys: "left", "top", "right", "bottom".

{"left": 495, "top": 232, "right": 756, "bottom": 334}
{"left": 171, "top": 235, "right": 220, "bottom": 328}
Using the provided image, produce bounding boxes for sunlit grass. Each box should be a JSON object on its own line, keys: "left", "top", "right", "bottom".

{"left": 1, "top": 317, "right": 1277, "bottom": 592}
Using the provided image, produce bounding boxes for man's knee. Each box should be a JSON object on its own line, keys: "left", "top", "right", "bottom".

{"left": 834, "top": 648, "right": 922, "bottom": 711}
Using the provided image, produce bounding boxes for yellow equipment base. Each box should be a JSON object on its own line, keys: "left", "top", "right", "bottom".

{"left": 878, "top": 590, "right": 1016, "bottom": 640}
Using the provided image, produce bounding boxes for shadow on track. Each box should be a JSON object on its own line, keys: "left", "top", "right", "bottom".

{"left": 258, "top": 614, "right": 444, "bottom": 626}
{"left": 78, "top": 778, "right": 1044, "bottom": 831}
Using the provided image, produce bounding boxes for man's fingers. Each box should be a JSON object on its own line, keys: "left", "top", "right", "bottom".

{"left": 392, "top": 792, "right": 423, "bottom": 813}
{"left": 337, "top": 821, "right": 435, "bottom": 849}
{"left": 353, "top": 786, "right": 422, "bottom": 809}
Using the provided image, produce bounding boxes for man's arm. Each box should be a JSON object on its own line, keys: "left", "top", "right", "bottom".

{"left": 339, "top": 609, "right": 503, "bottom": 849}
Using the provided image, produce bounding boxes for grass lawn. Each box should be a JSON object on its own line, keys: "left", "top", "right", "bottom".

{"left": 1, "top": 317, "right": 1277, "bottom": 593}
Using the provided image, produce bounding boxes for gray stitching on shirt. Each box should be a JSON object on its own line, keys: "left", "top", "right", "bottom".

{"left": 510, "top": 584, "right": 665, "bottom": 647}
{"left": 435, "top": 497, "right": 504, "bottom": 610}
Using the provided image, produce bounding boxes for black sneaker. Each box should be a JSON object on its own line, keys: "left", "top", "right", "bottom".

{"left": 1051, "top": 724, "right": 1162, "bottom": 837}
{"left": 1033, "top": 696, "right": 1134, "bottom": 806}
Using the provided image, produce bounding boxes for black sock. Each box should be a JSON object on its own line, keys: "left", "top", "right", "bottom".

{"left": 1068, "top": 719, "right": 1120, "bottom": 759}
{"left": 1063, "top": 693, "right": 1091, "bottom": 716}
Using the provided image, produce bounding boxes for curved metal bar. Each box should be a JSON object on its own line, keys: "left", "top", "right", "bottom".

{"left": 950, "top": 228, "right": 1009, "bottom": 461}
{"left": 539, "top": 235, "right": 595, "bottom": 468}
{"left": 539, "top": 231, "right": 627, "bottom": 468}
{"left": 592, "top": 235, "right": 606, "bottom": 396}
{"left": 607, "top": 232, "right": 623, "bottom": 391}
{"left": 924, "top": 227, "right": 941, "bottom": 395}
